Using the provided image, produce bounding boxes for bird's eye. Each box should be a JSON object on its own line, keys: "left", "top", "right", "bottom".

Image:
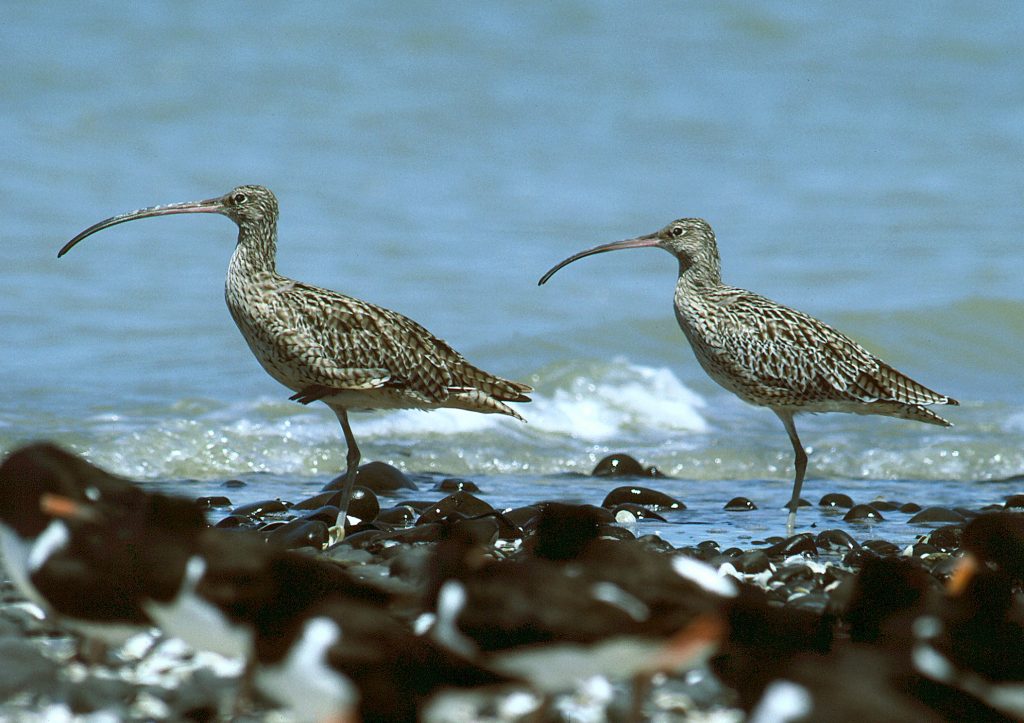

{"left": 671, "top": 225, "right": 684, "bottom": 237}
{"left": 232, "top": 192, "right": 248, "bottom": 205}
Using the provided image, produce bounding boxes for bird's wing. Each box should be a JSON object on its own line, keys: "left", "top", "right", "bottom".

{"left": 270, "top": 282, "right": 477, "bottom": 403}
{"left": 713, "top": 293, "right": 950, "bottom": 406}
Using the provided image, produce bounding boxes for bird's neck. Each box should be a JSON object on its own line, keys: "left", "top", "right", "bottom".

{"left": 676, "top": 248, "right": 722, "bottom": 293}
{"left": 228, "top": 222, "right": 278, "bottom": 279}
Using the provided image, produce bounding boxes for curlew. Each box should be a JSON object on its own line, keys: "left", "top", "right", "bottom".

{"left": 59, "top": 185, "right": 531, "bottom": 536}
{"left": 539, "top": 218, "right": 956, "bottom": 534}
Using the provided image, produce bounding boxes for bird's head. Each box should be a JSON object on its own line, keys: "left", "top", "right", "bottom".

{"left": 538, "top": 217, "right": 719, "bottom": 285}
{"left": 58, "top": 184, "right": 279, "bottom": 257}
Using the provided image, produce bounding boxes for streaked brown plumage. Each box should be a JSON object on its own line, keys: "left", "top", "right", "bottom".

{"left": 539, "top": 217, "right": 956, "bottom": 534}
{"left": 59, "top": 185, "right": 530, "bottom": 535}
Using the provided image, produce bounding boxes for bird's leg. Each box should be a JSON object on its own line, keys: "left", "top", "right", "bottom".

{"left": 328, "top": 406, "right": 360, "bottom": 541}
{"left": 776, "top": 411, "right": 808, "bottom": 536}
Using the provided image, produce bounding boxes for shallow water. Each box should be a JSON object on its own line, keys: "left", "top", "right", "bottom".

{"left": 3, "top": 3, "right": 1022, "bottom": 548}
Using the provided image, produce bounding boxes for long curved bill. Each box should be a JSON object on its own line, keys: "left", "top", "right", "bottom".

{"left": 537, "top": 232, "right": 659, "bottom": 285}
{"left": 58, "top": 196, "right": 226, "bottom": 258}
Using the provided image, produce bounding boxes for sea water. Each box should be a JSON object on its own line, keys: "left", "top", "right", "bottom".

{"left": 3, "top": 3, "right": 1023, "bottom": 549}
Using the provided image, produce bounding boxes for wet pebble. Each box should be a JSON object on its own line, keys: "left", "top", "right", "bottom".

{"left": 818, "top": 493, "right": 854, "bottom": 509}
{"left": 730, "top": 549, "right": 771, "bottom": 574}
{"left": 724, "top": 496, "right": 757, "bottom": 511}
{"left": 783, "top": 497, "right": 811, "bottom": 511}
{"left": 264, "top": 518, "right": 330, "bottom": 549}
{"left": 771, "top": 563, "right": 818, "bottom": 586}
{"left": 375, "top": 505, "right": 418, "bottom": 525}
{"left": 502, "top": 505, "right": 547, "bottom": 528}
{"left": 862, "top": 539, "right": 901, "bottom": 556}
{"left": 868, "top": 499, "right": 900, "bottom": 512}
{"left": 231, "top": 498, "right": 290, "bottom": 518}
{"left": 294, "top": 505, "right": 341, "bottom": 526}
{"left": 196, "top": 496, "right": 231, "bottom": 509}
{"left": 346, "top": 487, "right": 380, "bottom": 524}
{"left": 899, "top": 502, "right": 923, "bottom": 513}
{"left": 221, "top": 479, "right": 247, "bottom": 488}
{"left": 908, "top": 507, "right": 965, "bottom": 524}
{"left": 611, "top": 503, "right": 667, "bottom": 522}
{"left": 1004, "top": 493, "right": 1024, "bottom": 509}
{"left": 844, "top": 504, "right": 884, "bottom": 522}
{"left": 325, "top": 461, "right": 417, "bottom": 494}
{"left": 843, "top": 546, "right": 878, "bottom": 567}
{"left": 592, "top": 453, "right": 663, "bottom": 478}
{"left": 601, "top": 486, "right": 685, "bottom": 510}
{"left": 922, "top": 524, "right": 964, "bottom": 551}
{"left": 434, "top": 478, "right": 481, "bottom": 493}
{"left": 765, "top": 533, "right": 817, "bottom": 558}
{"left": 816, "top": 529, "right": 859, "bottom": 551}
{"left": 416, "top": 491, "right": 494, "bottom": 524}
{"left": 637, "top": 534, "right": 674, "bottom": 553}
{"left": 292, "top": 490, "right": 337, "bottom": 510}
{"left": 213, "top": 514, "right": 249, "bottom": 529}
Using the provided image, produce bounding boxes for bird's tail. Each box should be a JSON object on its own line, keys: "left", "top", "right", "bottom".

{"left": 890, "top": 403, "right": 954, "bottom": 427}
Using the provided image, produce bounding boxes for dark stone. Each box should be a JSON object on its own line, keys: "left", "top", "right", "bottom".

{"left": 844, "top": 504, "right": 884, "bottom": 522}
{"left": 336, "top": 529, "right": 386, "bottom": 549}
{"left": 323, "top": 461, "right": 417, "bottom": 494}
{"left": 375, "top": 505, "right": 418, "bottom": 525}
{"left": 819, "top": 493, "right": 854, "bottom": 509}
{"left": 868, "top": 499, "right": 899, "bottom": 512}
{"left": 292, "top": 490, "right": 337, "bottom": 510}
{"left": 601, "top": 486, "right": 685, "bottom": 510}
{"left": 592, "top": 453, "right": 663, "bottom": 478}
{"left": 771, "top": 563, "right": 818, "bottom": 586}
{"left": 449, "top": 515, "right": 502, "bottom": 546}
{"left": 909, "top": 542, "right": 939, "bottom": 557}
{"left": 765, "top": 533, "right": 817, "bottom": 558}
{"left": 394, "top": 500, "right": 435, "bottom": 513}
{"left": 731, "top": 550, "right": 772, "bottom": 574}
{"left": 783, "top": 497, "right": 811, "bottom": 511}
{"left": 416, "top": 491, "right": 493, "bottom": 524}
{"left": 296, "top": 505, "right": 341, "bottom": 525}
{"left": 611, "top": 503, "right": 667, "bottom": 522}
{"left": 1003, "top": 494, "right": 1024, "bottom": 510}
{"left": 637, "top": 534, "right": 675, "bottom": 553}
{"left": 500, "top": 505, "right": 547, "bottom": 528}
{"left": 816, "top": 529, "right": 859, "bottom": 551}
{"left": 724, "top": 496, "right": 757, "bottom": 511}
{"left": 899, "top": 502, "right": 922, "bottom": 513}
{"left": 346, "top": 487, "right": 380, "bottom": 525}
{"left": 434, "top": 478, "right": 481, "bottom": 493}
{"left": 924, "top": 524, "right": 964, "bottom": 551}
{"left": 786, "top": 592, "right": 829, "bottom": 614}
{"left": 195, "top": 495, "right": 232, "bottom": 509}
{"left": 597, "top": 525, "right": 636, "bottom": 541}
{"left": 231, "top": 498, "right": 290, "bottom": 518}
{"left": 862, "top": 539, "right": 901, "bottom": 556}
{"left": 926, "top": 555, "right": 961, "bottom": 579}
{"left": 842, "top": 547, "right": 879, "bottom": 567}
{"left": 908, "top": 507, "right": 965, "bottom": 524}
{"left": 264, "top": 518, "right": 330, "bottom": 549}
{"left": 385, "top": 523, "right": 447, "bottom": 545}
{"left": 222, "top": 479, "right": 247, "bottom": 488}
{"left": 213, "top": 514, "right": 249, "bottom": 529}
{"left": 697, "top": 540, "right": 721, "bottom": 552}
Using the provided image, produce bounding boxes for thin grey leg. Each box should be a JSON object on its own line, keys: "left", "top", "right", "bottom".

{"left": 331, "top": 406, "right": 360, "bottom": 536}
{"left": 776, "top": 410, "right": 808, "bottom": 537}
